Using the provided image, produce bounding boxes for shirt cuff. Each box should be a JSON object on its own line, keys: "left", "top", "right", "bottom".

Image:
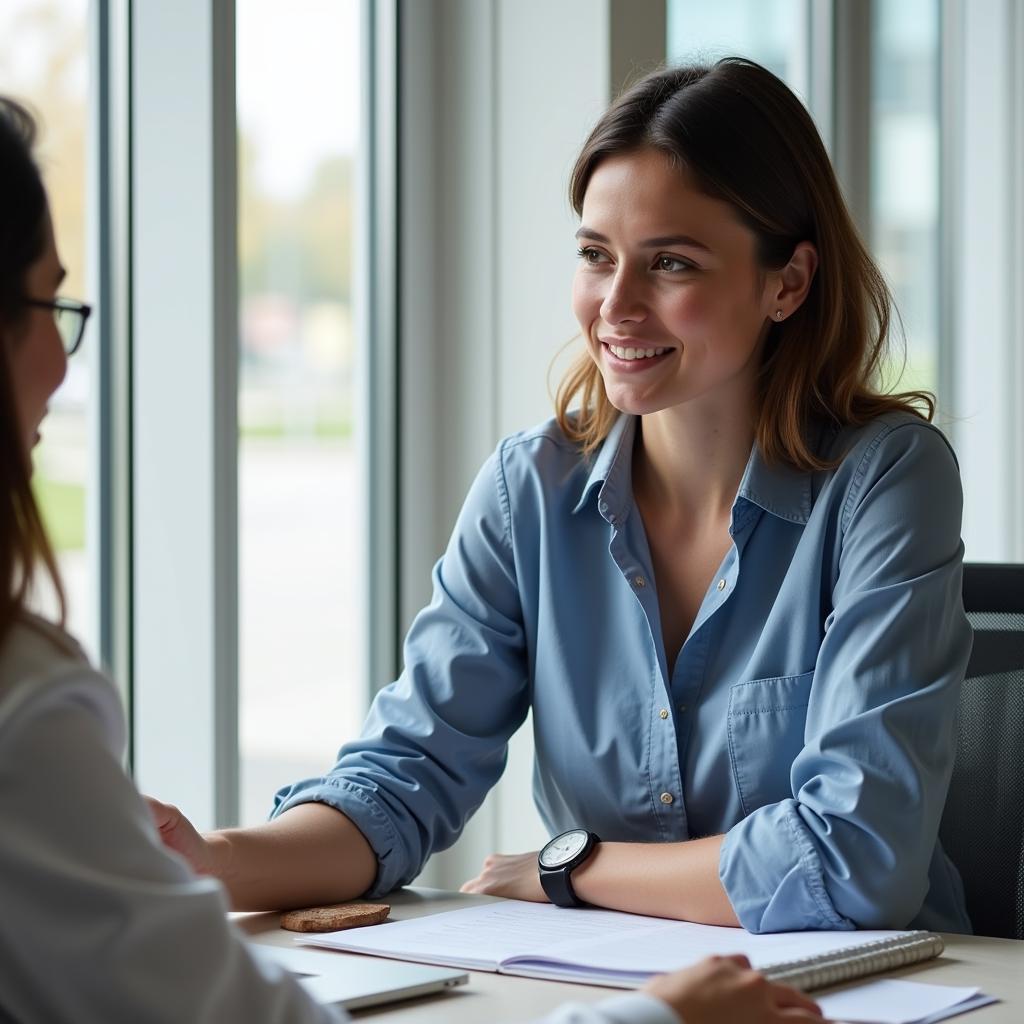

{"left": 271, "top": 775, "right": 406, "bottom": 898}
{"left": 719, "top": 799, "right": 853, "bottom": 933}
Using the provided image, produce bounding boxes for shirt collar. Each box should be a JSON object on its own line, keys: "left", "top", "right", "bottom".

{"left": 735, "top": 442, "right": 813, "bottom": 524}
{"left": 572, "top": 414, "right": 636, "bottom": 520}
{"left": 572, "top": 414, "right": 813, "bottom": 526}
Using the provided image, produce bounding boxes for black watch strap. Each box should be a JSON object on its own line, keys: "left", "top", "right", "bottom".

{"left": 540, "top": 863, "right": 583, "bottom": 907}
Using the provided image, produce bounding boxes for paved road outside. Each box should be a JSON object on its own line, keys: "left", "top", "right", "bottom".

{"left": 238, "top": 438, "right": 367, "bottom": 824}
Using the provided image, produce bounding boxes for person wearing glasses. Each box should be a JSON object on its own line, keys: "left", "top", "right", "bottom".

{"left": 0, "top": 96, "right": 825, "bottom": 1024}
{"left": 26, "top": 296, "right": 91, "bottom": 356}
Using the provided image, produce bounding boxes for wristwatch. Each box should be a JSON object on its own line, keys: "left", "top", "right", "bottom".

{"left": 538, "top": 829, "right": 601, "bottom": 907}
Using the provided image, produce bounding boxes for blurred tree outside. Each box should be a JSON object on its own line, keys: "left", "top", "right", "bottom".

{"left": 238, "top": 134, "right": 355, "bottom": 441}
{"left": 0, "top": 0, "right": 356, "bottom": 562}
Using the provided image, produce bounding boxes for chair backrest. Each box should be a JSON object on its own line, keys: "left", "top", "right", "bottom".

{"left": 938, "top": 562, "right": 1024, "bottom": 939}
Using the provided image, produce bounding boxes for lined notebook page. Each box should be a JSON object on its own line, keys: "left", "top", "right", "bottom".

{"left": 301, "top": 899, "right": 923, "bottom": 979}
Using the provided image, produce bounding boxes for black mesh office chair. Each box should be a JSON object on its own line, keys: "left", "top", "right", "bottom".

{"left": 938, "top": 562, "right": 1024, "bottom": 939}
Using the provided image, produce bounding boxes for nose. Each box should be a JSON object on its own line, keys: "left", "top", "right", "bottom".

{"left": 599, "top": 265, "right": 647, "bottom": 325}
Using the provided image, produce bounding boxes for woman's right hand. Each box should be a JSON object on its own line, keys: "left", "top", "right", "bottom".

{"left": 642, "top": 955, "right": 825, "bottom": 1024}
{"left": 144, "top": 796, "right": 228, "bottom": 879}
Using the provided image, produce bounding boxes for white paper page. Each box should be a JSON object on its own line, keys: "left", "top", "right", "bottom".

{"left": 915, "top": 994, "right": 999, "bottom": 1024}
{"left": 816, "top": 979, "right": 990, "bottom": 1024}
{"left": 301, "top": 899, "right": 912, "bottom": 979}
{"left": 300, "top": 901, "right": 661, "bottom": 969}
{"left": 508, "top": 917, "right": 909, "bottom": 975}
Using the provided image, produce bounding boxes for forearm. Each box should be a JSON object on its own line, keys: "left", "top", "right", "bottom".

{"left": 571, "top": 835, "right": 739, "bottom": 926}
{"left": 209, "top": 803, "right": 377, "bottom": 911}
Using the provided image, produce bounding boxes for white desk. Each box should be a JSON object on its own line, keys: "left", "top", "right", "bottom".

{"left": 239, "top": 888, "right": 1024, "bottom": 1022}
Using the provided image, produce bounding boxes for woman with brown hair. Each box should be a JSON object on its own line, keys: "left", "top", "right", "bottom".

{"left": 155, "top": 59, "right": 972, "bottom": 937}
{"left": 0, "top": 93, "right": 347, "bottom": 1024}
{"left": 0, "top": 92, "right": 823, "bottom": 1024}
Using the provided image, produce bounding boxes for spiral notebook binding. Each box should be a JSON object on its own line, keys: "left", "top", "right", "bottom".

{"left": 762, "top": 931, "right": 945, "bottom": 992}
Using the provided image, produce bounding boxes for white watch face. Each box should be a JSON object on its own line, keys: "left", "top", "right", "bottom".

{"left": 540, "top": 830, "right": 588, "bottom": 869}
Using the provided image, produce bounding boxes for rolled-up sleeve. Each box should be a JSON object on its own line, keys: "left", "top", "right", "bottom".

{"left": 720, "top": 422, "right": 972, "bottom": 932}
{"left": 272, "top": 446, "right": 529, "bottom": 896}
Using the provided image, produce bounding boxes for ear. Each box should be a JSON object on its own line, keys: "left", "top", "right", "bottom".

{"left": 764, "top": 241, "right": 817, "bottom": 322}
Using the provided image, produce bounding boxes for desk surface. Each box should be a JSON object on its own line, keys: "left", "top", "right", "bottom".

{"left": 239, "top": 888, "right": 1024, "bottom": 1023}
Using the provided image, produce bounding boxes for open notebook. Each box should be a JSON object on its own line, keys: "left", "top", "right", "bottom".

{"left": 298, "top": 899, "right": 945, "bottom": 991}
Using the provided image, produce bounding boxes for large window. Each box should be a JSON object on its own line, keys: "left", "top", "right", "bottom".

{"left": 6, "top": 0, "right": 1015, "bottom": 844}
{"left": 667, "top": 1, "right": 941, "bottom": 399}
{"left": 0, "top": 0, "right": 97, "bottom": 656}
{"left": 870, "top": 0, "right": 940, "bottom": 397}
{"left": 667, "top": 0, "right": 805, "bottom": 87}
{"left": 236, "top": 0, "right": 365, "bottom": 825}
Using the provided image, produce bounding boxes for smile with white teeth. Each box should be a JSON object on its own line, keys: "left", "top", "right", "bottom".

{"left": 607, "top": 343, "right": 669, "bottom": 361}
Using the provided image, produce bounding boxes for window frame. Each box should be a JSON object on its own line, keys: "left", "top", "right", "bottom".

{"left": 944, "top": 0, "right": 1024, "bottom": 562}
{"left": 129, "top": 0, "right": 239, "bottom": 828}
{"left": 124, "top": 0, "right": 393, "bottom": 828}
{"left": 91, "top": 0, "right": 134, "bottom": 742}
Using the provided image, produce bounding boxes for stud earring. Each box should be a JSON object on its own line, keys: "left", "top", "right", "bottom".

{"left": 775, "top": 310, "right": 784, "bottom": 321}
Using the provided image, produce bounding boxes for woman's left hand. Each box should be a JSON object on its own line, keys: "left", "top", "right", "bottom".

{"left": 460, "top": 851, "right": 547, "bottom": 902}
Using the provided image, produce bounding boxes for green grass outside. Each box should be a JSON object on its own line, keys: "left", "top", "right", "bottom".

{"left": 33, "top": 476, "right": 86, "bottom": 552}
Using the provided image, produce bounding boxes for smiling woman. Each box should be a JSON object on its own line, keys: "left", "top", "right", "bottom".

{"left": 558, "top": 59, "right": 933, "bottom": 466}
{"left": 571, "top": 150, "right": 816, "bottom": 424}
{"left": 1, "top": 93, "right": 811, "bottom": 1024}
{"left": 151, "top": 58, "right": 973, "bottom": 945}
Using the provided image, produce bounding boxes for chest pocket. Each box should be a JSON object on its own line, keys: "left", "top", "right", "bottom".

{"left": 727, "top": 670, "right": 815, "bottom": 816}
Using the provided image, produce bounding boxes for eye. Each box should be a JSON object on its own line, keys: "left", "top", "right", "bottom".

{"left": 655, "top": 254, "right": 695, "bottom": 272}
{"left": 576, "top": 246, "right": 609, "bottom": 266}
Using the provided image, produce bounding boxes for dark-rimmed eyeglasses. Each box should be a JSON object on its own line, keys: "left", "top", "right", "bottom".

{"left": 26, "top": 297, "right": 92, "bottom": 356}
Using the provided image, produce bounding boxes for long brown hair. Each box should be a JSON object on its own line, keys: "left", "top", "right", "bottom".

{"left": 0, "top": 96, "right": 66, "bottom": 645}
{"left": 556, "top": 58, "right": 934, "bottom": 466}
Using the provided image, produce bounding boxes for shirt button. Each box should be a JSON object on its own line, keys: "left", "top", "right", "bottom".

{"left": 634, "top": 575, "right": 646, "bottom": 588}
{"left": 658, "top": 708, "right": 669, "bottom": 720}
{"left": 716, "top": 578, "right": 727, "bottom": 592}
{"left": 599, "top": 501, "right": 609, "bottom": 513}
{"left": 660, "top": 792, "right": 674, "bottom": 805}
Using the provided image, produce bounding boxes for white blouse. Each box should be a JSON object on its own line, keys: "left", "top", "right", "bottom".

{"left": 0, "top": 614, "right": 675, "bottom": 1024}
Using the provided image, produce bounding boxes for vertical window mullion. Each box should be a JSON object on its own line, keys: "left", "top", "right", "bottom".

{"left": 609, "top": 0, "right": 665, "bottom": 97}
{"left": 131, "top": 0, "right": 238, "bottom": 829}
{"left": 938, "top": 0, "right": 962, "bottom": 422}
{"left": 364, "top": 0, "right": 401, "bottom": 698}
{"left": 832, "top": 0, "right": 874, "bottom": 244}
{"left": 950, "top": 0, "right": 1017, "bottom": 561}
{"left": 806, "top": 0, "right": 835, "bottom": 155}
{"left": 92, "top": 0, "right": 134, "bottom": 746}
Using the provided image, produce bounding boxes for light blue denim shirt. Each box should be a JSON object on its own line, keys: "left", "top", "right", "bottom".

{"left": 274, "top": 411, "right": 973, "bottom": 934}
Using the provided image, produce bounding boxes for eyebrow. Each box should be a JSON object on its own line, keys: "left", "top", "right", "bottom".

{"left": 574, "top": 227, "right": 712, "bottom": 253}
{"left": 54, "top": 266, "right": 67, "bottom": 288}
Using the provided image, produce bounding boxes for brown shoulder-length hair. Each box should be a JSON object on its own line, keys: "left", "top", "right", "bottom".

{"left": 0, "top": 96, "right": 66, "bottom": 645}
{"left": 556, "top": 58, "right": 934, "bottom": 466}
